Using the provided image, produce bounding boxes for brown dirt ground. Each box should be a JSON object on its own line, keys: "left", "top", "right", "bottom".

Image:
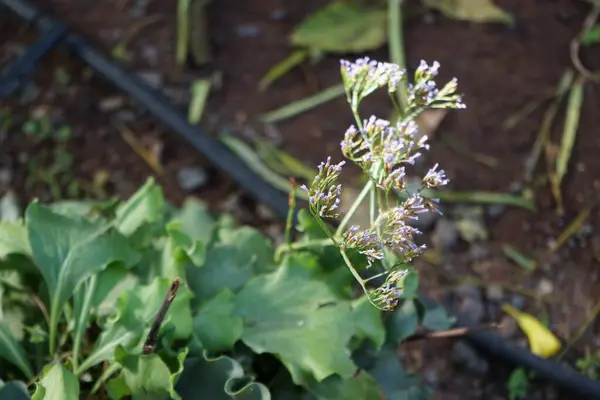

{"left": 2, "top": 0, "right": 600, "bottom": 398}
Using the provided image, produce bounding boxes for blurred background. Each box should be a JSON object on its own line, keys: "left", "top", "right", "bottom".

{"left": 1, "top": 0, "right": 600, "bottom": 398}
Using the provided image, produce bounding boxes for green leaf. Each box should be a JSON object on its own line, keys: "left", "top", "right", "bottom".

{"left": 423, "top": 0, "right": 514, "bottom": 25}
{"left": 387, "top": 299, "right": 419, "bottom": 342}
{"left": 582, "top": 24, "right": 600, "bottom": 46}
{"left": 25, "top": 202, "right": 140, "bottom": 355}
{"left": 0, "top": 381, "right": 30, "bottom": 400}
{"left": 0, "top": 222, "right": 31, "bottom": 258}
{"left": 175, "top": 354, "right": 271, "bottom": 400}
{"left": 422, "top": 305, "right": 455, "bottom": 331}
{"left": 233, "top": 259, "right": 358, "bottom": 384}
{"left": 107, "top": 346, "right": 187, "bottom": 400}
{"left": 194, "top": 289, "right": 243, "bottom": 353}
{"left": 367, "top": 345, "right": 432, "bottom": 399}
{"left": 0, "top": 321, "right": 34, "bottom": 379}
{"left": 187, "top": 227, "right": 274, "bottom": 302}
{"left": 306, "top": 372, "right": 382, "bottom": 400}
{"left": 217, "top": 227, "right": 275, "bottom": 273}
{"left": 351, "top": 297, "right": 385, "bottom": 350}
{"left": 31, "top": 363, "right": 80, "bottom": 400}
{"left": 400, "top": 271, "right": 419, "bottom": 299}
{"left": 115, "top": 177, "right": 165, "bottom": 236}
{"left": 79, "top": 277, "right": 193, "bottom": 374}
{"left": 291, "top": 1, "right": 387, "bottom": 53}
{"left": 176, "top": 198, "right": 216, "bottom": 247}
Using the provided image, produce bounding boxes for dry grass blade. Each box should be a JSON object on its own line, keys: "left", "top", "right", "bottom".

{"left": 550, "top": 206, "right": 592, "bottom": 253}
{"left": 116, "top": 123, "right": 164, "bottom": 175}
{"left": 188, "top": 79, "right": 212, "bottom": 124}
{"left": 258, "top": 50, "right": 309, "bottom": 92}
{"left": 220, "top": 134, "right": 309, "bottom": 200}
{"left": 555, "top": 77, "right": 584, "bottom": 188}
{"left": 524, "top": 70, "right": 574, "bottom": 183}
{"left": 176, "top": 0, "right": 192, "bottom": 66}
{"left": 570, "top": 4, "right": 600, "bottom": 82}
{"left": 259, "top": 84, "right": 345, "bottom": 123}
{"left": 441, "top": 133, "right": 498, "bottom": 168}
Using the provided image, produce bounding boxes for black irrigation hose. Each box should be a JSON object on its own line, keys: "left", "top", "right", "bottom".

{"left": 2, "top": 0, "right": 600, "bottom": 398}
{"left": 0, "top": 0, "right": 292, "bottom": 221}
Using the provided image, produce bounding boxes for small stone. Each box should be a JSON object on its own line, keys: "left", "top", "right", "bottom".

{"left": 99, "top": 96, "right": 125, "bottom": 112}
{"left": 498, "top": 315, "right": 518, "bottom": 338}
{"left": 485, "top": 284, "right": 504, "bottom": 302}
{"left": 177, "top": 167, "right": 208, "bottom": 192}
{"left": 468, "top": 243, "right": 489, "bottom": 260}
{"left": 457, "top": 295, "right": 485, "bottom": 325}
{"left": 452, "top": 341, "right": 489, "bottom": 375}
{"left": 236, "top": 24, "right": 261, "bottom": 38}
{"left": 0, "top": 167, "right": 13, "bottom": 189}
{"left": 486, "top": 204, "right": 506, "bottom": 218}
{"left": 537, "top": 278, "right": 554, "bottom": 296}
{"left": 264, "top": 224, "right": 285, "bottom": 247}
{"left": 508, "top": 294, "right": 526, "bottom": 310}
{"left": 256, "top": 203, "right": 276, "bottom": 220}
{"left": 270, "top": 9, "right": 288, "bottom": 21}
{"left": 113, "top": 110, "right": 136, "bottom": 123}
{"left": 432, "top": 218, "right": 460, "bottom": 251}
{"left": 19, "top": 82, "right": 40, "bottom": 104}
{"left": 137, "top": 71, "right": 164, "bottom": 89}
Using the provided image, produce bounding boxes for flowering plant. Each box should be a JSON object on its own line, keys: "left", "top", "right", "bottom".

{"left": 302, "top": 58, "right": 465, "bottom": 310}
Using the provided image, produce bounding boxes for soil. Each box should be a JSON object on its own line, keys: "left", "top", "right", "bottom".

{"left": 1, "top": 0, "right": 600, "bottom": 398}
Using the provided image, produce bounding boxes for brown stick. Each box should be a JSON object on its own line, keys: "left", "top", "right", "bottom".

{"left": 142, "top": 278, "right": 181, "bottom": 354}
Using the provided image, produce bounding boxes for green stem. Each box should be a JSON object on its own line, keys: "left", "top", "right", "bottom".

{"left": 71, "top": 275, "right": 98, "bottom": 372}
{"left": 91, "top": 363, "right": 122, "bottom": 394}
{"left": 336, "top": 180, "right": 373, "bottom": 236}
{"left": 388, "top": 0, "right": 408, "bottom": 111}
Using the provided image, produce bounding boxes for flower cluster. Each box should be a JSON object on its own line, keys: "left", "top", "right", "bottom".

{"left": 300, "top": 157, "right": 345, "bottom": 219}
{"left": 340, "top": 57, "right": 405, "bottom": 107}
{"left": 302, "top": 57, "right": 465, "bottom": 311}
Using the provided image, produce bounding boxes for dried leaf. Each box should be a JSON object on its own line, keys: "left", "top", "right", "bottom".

{"left": 423, "top": 0, "right": 514, "bottom": 25}
{"left": 291, "top": 2, "right": 387, "bottom": 53}
{"left": 116, "top": 124, "right": 164, "bottom": 175}
{"left": 550, "top": 206, "right": 591, "bottom": 253}
{"left": 502, "top": 304, "right": 561, "bottom": 358}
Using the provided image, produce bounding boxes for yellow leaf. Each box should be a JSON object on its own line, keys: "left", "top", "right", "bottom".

{"left": 502, "top": 304, "right": 561, "bottom": 358}
{"left": 423, "top": 0, "right": 514, "bottom": 25}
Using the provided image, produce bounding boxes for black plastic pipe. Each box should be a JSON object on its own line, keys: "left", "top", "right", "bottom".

{"left": 2, "top": 0, "right": 600, "bottom": 398}
{"left": 0, "top": 0, "right": 292, "bottom": 221}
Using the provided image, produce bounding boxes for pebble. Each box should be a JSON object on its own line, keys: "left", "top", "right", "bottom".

{"left": 454, "top": 285, "right": 485, "bottom": 326}
{"left": 432, "top": 218, "right": 460, "bottom": 251}
{"left": 177, "top": 167, "right": 208, "bottom": 192}
{"left": 498, "top": 315, "right": 518, "bottom": 338}
{"left": 485, "top": 284, "right": 504, "bottom": 302}
{"left": 19, "top": 82, "right": 40, "bottom": 104}
{"left": 270, "top": 9, "right": 288, "bottom": 21}
{"left": 468, "top": 243, "right": 489, "bottom": 260}
{"left": 486, "top": 204, "right": 506, "bottom": 218}
{"left": 137, "top": 71, "right": 164, "bottom": 89}
{"left": 508, "top": 294, "right": 526, "bottom": 310}
{"left": 236, "top": 24, "right": 261, "bottom": 38}
{"left": 113, "top": 110, "right": 136, "bottom": 123}
{"left": 452, "top": 341, "right": 489, "bottom": 375}
{"left": 256, "top": 203, "right": 276, "bottom": 221}
{"left": 99, "top": 96, "right": 125, "bottom": 112}
{"left": 537, "top": 278, "right": 554, "bottom": 296}
{"left": 0, "top": 167, "right": 13, "bottom": 190}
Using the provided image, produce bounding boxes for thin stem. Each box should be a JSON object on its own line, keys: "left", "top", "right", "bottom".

{"left": 72, "top": 275, "right": 98, "bottom": 372}
{"left": 280, "top": 180, "right": 298, "bottom": 263}
{"left": 336, "top": 180, "right": 373, "bottom": 236}
{"left": 388, "top": 0, "right": 408, "bottom": 111}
